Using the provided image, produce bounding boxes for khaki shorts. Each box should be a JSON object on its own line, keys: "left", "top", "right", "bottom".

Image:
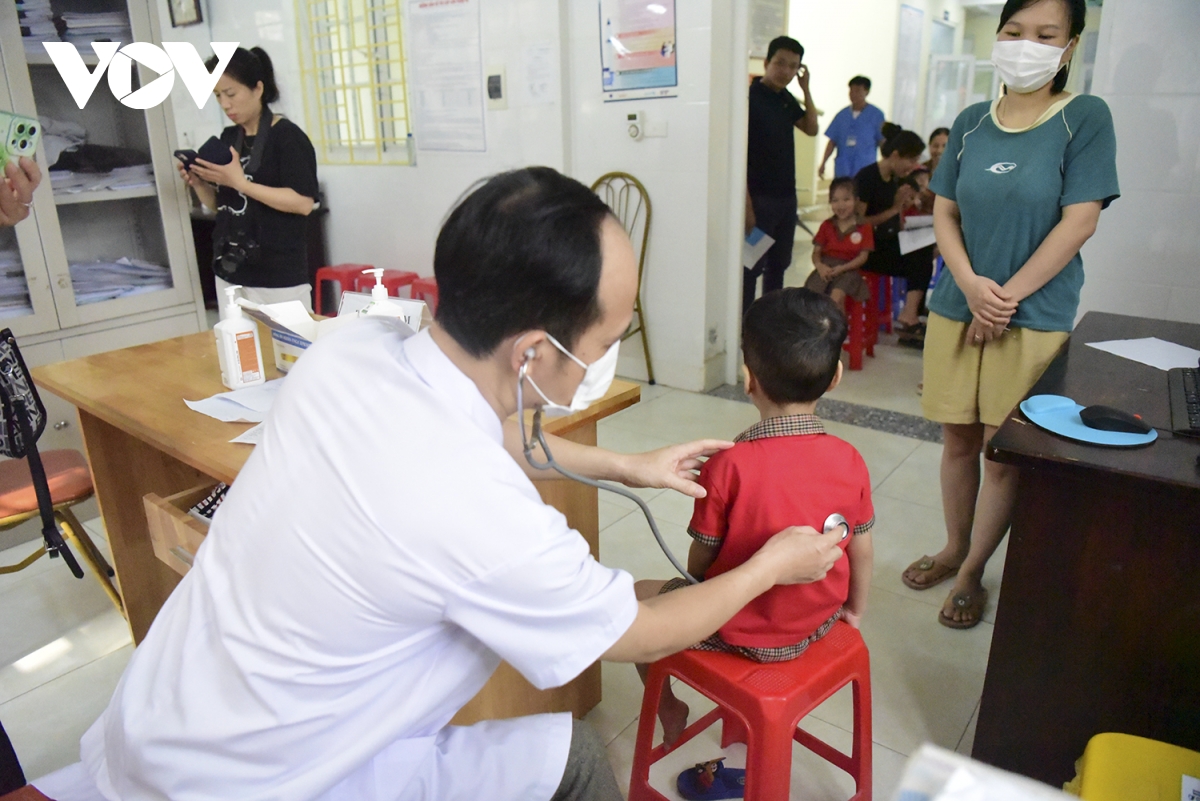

{"left": 921, "top": 312, "right": 1069, "bottom": 428}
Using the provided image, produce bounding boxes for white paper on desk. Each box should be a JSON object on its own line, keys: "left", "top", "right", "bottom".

{"left": 1086, "top": 337, "right": 1200, "bottom": 371}
{"left": 1182, "top": 774, "right": 1199, "bottom": 801}
{"left": 899, "top": 226, "right": 938, "bottom": 254}
{"left": 184, "top": 379, "right": 285, "bottom": 423}
{"left": 743, "top": 227, "right": 775, "bottom": 269}
{"left": 230, "top": 423, "right": 264, "bottom": 446}
{"left": 894, "top": 745, "right": 1075, "bottom": 801}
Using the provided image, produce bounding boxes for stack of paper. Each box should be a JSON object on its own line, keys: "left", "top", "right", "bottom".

{"left": 17, "top": 0, "right": 58, "bottom": 53}
{"left": 51, "top": 165, "right": 155, "bottom": 196}
{"left": 59, "top": 12, "right": 131, "bottom": 45}
{"left": 69, "top": 257, "right": 172, "bottom": 305}
{"left": 184, "top": 380, "right": 284, "bottom": 424}
{"left": 0, "top": 251, "right": 33, "bottom": 319}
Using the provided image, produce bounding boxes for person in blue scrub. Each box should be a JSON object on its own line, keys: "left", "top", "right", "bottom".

{"left": 819, "top": 76, "right": 886, "bottom": 180}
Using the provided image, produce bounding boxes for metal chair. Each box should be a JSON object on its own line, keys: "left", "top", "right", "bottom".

{"left": 591, "top": 172, "right": 655, "bottom": 385}
{"left": 0, "top": 330, "right": 121, "bottom": 612}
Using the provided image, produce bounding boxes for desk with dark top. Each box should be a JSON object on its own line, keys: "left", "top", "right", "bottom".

{"left": 976, "top": 312, "right": 1200, "bottom": 785}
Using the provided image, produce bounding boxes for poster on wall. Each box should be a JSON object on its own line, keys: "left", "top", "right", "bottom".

{"left": 599, "top": 0, "right": 678, "bottom": 102}
{"left": 748, "top": 0, "right": 787, "bottom": 60}
{"left": 409, "top": 0, "right": 486, "bottom": 152}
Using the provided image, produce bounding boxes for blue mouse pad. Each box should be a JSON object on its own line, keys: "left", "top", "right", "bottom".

{"left": 1019, "top": 395, "right": 1157, "bottom": 447}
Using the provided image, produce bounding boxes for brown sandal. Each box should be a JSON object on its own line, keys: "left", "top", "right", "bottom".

{"left": 938, "top": 588, "right": 988, "bottom": 630}
{"left": 902, "top": 556, "right": 959, "bottom": 590}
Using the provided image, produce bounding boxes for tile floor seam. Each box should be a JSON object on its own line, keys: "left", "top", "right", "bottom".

{"left": 954, "top": 699, "right": 982, "bottom": 753}
{"left": 0, "top": 649, "right": 114, "bottom": 710}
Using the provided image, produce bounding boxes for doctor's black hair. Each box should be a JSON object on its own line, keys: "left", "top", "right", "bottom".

{"left": 434, "top": 167, "right": 613, "bottom": 358}
{"left": 997, "top": 0, "right": 1087, "bottom": 95}
{"left": 742, "top": 288, "right": 846, "bottom": 405}
{"left": 849, "top": 75, "right": 872, "bottom": 91}
{"left": 206, "top": 47, "right": 280, "bottom": 107}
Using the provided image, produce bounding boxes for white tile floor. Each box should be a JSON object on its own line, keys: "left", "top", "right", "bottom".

{"left": 0, "top": 340, "right": 1005, "bottom": 799}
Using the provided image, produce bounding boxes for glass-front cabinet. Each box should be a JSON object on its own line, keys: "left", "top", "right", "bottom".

{"left": 0, "top": 0, "right": 201, "bottom": 339}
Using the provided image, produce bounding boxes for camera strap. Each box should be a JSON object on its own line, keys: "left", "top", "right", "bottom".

{"left": 232, "top": 107, "right": 273, "bottom": 179}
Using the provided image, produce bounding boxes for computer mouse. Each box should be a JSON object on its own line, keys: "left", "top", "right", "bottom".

{"left": 1079, "top": 404, "right": 1152, "bottom": 434}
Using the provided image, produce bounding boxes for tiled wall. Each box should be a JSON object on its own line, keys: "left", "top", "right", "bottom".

{"left": 1079, "top": 0, "right": 1200, "bottom": 324}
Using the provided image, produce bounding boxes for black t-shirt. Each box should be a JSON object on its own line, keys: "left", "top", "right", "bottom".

{"left": 212, "top": 116, "right": 319, "bottom": 288}
{"left": 746, "top": 77, "right": 805, "bottom": 197}
{"left": 853, "top": 162, "right": 901, "bottom": 241}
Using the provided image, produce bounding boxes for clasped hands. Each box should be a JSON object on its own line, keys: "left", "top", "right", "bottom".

{"left": 964, "top": 274, "right": 1017, "bottom": 345}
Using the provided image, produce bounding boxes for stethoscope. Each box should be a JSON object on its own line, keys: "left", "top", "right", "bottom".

{"left": 516, "top": 351, "right": 850, "bottom": 585}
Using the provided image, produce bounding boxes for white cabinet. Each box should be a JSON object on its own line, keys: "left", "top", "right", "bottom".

{"left": 0, "top": 0, "right": 204, "bottom": 353}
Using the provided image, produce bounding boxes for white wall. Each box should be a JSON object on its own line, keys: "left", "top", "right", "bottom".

{"left": 1078, "top": 0, "right": 1200, "bottom": 324}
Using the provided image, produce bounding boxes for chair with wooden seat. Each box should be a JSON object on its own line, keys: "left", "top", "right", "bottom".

{"left": 591, "top": 172, "right": 655, "bottom": 385}
{"left": 0, "top": 329, "right": 121, "bottom": 612}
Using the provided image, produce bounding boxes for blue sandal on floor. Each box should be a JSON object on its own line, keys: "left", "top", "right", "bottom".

{"left": 676, "top": 758, "right": 746, "bottom": 800}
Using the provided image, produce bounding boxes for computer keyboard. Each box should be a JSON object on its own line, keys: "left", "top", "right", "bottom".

{"left": 1168, "top": 366, "right": 1200, "bottom": 436}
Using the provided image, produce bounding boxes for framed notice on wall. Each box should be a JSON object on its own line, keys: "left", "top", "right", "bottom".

{"left": 748, "top": 0, "right": 787, "bottom": 60}
{"left": 599, "top": 0, "right": 678, "bottom": 102}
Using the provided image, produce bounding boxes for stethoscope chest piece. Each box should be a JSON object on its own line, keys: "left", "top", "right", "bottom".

{"left": 823, "top": 513, "right": 849, "bottom": 541}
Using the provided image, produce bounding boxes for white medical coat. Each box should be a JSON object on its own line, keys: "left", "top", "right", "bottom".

{"left": 77, "top": 320, "right": 639, "bottom": 801}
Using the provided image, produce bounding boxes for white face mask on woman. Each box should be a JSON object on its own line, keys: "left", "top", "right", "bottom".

{"left": 991, "top": 39, "right": 1069, "bottom": 94}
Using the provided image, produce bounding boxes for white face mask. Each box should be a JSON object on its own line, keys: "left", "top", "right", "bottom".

{"left": 991, "top": 39, "right": 1068, "bottom": 94}
{"left": 524, "top": 334, "right": 620, "bottom": 417}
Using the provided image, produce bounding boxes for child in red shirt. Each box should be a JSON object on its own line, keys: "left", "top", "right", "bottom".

{"left": 635, "top": 288, "right": 875, "bottom": 749}
{"left": 805, "top": 177, "right": 875, "bottom": 313}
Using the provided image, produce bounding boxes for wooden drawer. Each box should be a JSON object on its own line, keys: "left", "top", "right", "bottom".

{"left": 143, "top": 484, "right": 215, "bottom": 576}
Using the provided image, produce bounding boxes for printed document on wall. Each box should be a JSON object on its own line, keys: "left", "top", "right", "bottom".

{"left": 409, "top": 0, "right": 486, "bottom": 152}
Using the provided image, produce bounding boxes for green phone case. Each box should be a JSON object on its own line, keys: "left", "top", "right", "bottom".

{"left": 0, "top": 111, "right": 41, "bottom": 167}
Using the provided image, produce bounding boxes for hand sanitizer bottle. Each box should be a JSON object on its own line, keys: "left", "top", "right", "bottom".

{"left": 214, "top": 284, "right": 266, "bottom": 389}
{"left": 359, "top": 268, "right": 406, "bottom": 318}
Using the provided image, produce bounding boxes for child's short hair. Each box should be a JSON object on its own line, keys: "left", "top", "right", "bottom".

{"left": 828, "top": 177, "right": 855, "bottom": 199}
{"left": 743, "top": 288, "right": 847, "bottom": 404}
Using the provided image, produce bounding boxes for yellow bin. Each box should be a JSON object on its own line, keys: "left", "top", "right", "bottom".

{"left": 1066, "top": 733, "right": 1200, "bottom": 800}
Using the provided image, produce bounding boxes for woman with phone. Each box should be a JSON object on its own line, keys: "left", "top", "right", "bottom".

{"left": 176, "top": 46, "right": 318, "bottom": 311}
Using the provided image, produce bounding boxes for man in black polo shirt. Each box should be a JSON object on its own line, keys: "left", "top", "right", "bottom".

{"left": 744, "top": 35, "right": 818, "bottom": 319}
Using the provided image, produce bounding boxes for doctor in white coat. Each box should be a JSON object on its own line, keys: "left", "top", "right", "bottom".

{"left": 35, "top": 167, "right": 845, "bottom": 801}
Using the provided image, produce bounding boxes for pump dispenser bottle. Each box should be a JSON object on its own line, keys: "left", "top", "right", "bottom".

{"left": 359, "top": 268, "right": 406, "bottom": 318}
{"left": 214, "top": 284, "right": 266, "bottom": 389}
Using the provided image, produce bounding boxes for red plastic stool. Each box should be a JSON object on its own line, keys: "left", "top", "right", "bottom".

{"left": 842, "top": 294, "right": 877, "bottom": 371}
{"left": 629, "top": 622, "right": 871, "bottom": 801}
{"left": 411, "top": 276, "right": 438, "bottom": 314}
{"left": 354, "top": 269, "right": 419, "bottom": 297}
{"left": 862, "top": 272, "right": 892, "bottom": 336}
{"left": 314, "top": 264, "right": 373, "bottom": 316}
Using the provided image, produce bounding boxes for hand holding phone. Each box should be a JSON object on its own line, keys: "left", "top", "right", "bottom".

{"left": 174, "top": 149, "right": 199, "bottom": 171}
{"left": 0, "top": 112, "right": 41, "bottom": 168}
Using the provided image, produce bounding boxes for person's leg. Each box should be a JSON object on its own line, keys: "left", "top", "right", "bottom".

{"left": 942, "top": 424, "right": 1018, "bottom": 625}
{"left": 760, "top": 196, "right": 797, "bottom": 296}
{"left": 742, "top": 266, "right": 759, "bottom": 320}
{"left": 897, "top": 246, "right": 935, "bottom": 328}
{"left": 632, "top": 580, "right": 689, "bottom": 749}
{"left": 830, "top": 287, "right": 847, "bottom": 314}
{"left": 548, "top": 720, "right": 623, "bottom": 801}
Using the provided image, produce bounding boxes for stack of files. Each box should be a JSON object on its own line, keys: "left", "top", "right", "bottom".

{"left": 51, "top": 165, "right": 155, "bottom": 196}
{"left": 16, "top": 0, "right": 59, "bottom": 54}
{"left": 0, "top": 250, "right": 33, "bottom": 319}
{"left": 59, "top": 11, "right": 131, "bottom": 45}
{"left": 69, "top": 257, "right": 172, "bottom": 305}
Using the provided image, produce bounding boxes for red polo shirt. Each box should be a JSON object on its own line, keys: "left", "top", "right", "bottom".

{"left": 688, "top": 414, "right": 874, "bottom": 648}
{"left": 813, "top": 218, "right": 874, "bottom": 263}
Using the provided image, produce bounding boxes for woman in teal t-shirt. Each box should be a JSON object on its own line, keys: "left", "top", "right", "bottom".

{"left": 902, "top": 0, "right": 1119, "bottom": 629}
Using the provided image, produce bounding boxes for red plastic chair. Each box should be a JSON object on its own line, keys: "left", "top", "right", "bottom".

{"left": 842, "top": 295, "right": 876, "bottom": 372}
{"left": 353, "top": 269, "right": 420, "bottom": 298}
{"left": 314, "top": 264, "right": 373, "bottom": 316}
{"left": 863, "top": 271, "right": 892, "bottom": 336}
{"left": 411, "top": 277, "right": 438, "bottom": 315}
{"left": 629, "top": 622, "right": 872, "bottom": 801}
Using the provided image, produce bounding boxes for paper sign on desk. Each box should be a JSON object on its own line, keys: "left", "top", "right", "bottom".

{"left": 743, "top": 227, "right": 775, "bottom": 269}
{"left": 185, "top": 379, "right": 285, "bottom": 424}
{"left": 1086, "top": 337, "right": 1200, "bottom": 371}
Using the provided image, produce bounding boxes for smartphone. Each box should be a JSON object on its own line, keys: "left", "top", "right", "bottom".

{"left": 174, "top": 149, "right": 199, "bottom": 170}
{"left": 0, "top": 111, "right": 41, "bottom": 168}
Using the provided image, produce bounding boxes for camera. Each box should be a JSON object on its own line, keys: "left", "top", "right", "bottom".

{"left": 214, "top": 234, "right": 261, "bottom": 278}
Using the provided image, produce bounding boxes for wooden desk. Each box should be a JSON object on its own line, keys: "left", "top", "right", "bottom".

{"left": 976, "top": 312, "right": 1200, "bottom": 785}
{"left": 32, "top": 330, "right": 640, "bottom": 725}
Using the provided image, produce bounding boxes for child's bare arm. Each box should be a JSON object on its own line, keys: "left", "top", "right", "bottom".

{"left": 842, "top": 530, "right": 874, "bottom": 628}
{"left": 688, "top": 540, "right": 721, "bottom": 579}
{"left": 832, "top": 250, "right": 870, "bottom": 276}
{"left": 811, "top": 244, "right": 824, "bottom": 269}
